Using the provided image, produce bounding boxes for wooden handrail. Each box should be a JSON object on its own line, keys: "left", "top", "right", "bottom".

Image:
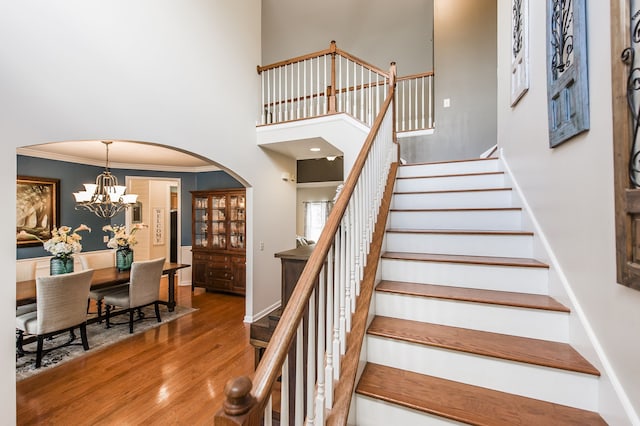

{"left": 257, "top": 40, "right": 390, "bottom": 78}
{"left": 396, "top": 70, "right": 434, "bottom": 81}
{"left": 215, "top": 63, "right": 397, "bottom": 425}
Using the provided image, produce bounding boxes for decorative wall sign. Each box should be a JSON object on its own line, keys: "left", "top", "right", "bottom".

{"left": 546, "top": 0, "right": 590, "bottom": 147}
{"left": 511, "top": 0, "right": 529, "bottom": 106}
{"left": 622, "top": 1, "right": 640, "bottom": 188}
{"left": 153, "top": 207, "right": 164, "bottom": 245}
{"left": 16, "top": 176, "right": 60, "bottom": 247}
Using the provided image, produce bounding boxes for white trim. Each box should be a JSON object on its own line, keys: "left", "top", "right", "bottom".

{"left": 244, "top": 300, "right": 281, "bottom": 324}
{"left": 396, "top": 128, "right": 435, "bottom": 138}
{"left": 500, "top": 149, "right": 640, "bottom": 425}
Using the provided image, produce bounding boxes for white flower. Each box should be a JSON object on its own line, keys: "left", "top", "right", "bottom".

{"left": 103, "top": 223, "right": 146, "bottom": 249}
{"left": 41, "top": 224, "right": 91, "bottom": 257}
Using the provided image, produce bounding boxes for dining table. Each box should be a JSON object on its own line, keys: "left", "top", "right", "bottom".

{"left": 16, "top": 262, "right": 190, "bottom": 312}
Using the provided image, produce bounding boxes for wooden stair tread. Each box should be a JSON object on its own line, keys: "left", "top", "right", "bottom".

{"left": 386, "top": 228, "right": 533, "bottom": 236}
{"left": 396, "top": 171, "right": 504, "bottom": 180}
{"left": 368, "top": 316, "right": 599, "bottom": 376}
{"left": 394, "top": 187, "right": 512, "bottom": 195}
{"left": 356, "top": 363, "right": 606, "bottom": 426}
{"left": 376, "top": 280, "right": 570, "bottom": 312}
{"left": 382, "top": 252, "right": 549, "bottom": 268}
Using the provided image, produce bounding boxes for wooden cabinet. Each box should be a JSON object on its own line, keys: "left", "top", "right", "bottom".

{"left": 191, "top": 189, "right": 246, "bottom": 295}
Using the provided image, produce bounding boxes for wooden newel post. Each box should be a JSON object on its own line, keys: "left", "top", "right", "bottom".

{"left": 389, "top": 62, "right": 398, "bottom": 147}
{"left": 223, "top": 376, "right": 255, "bottom": 416}
{"left": 215, "top": 376, "right": 256, "bottom": 425}
{"left": 329, "top": 40, "right": 337, "bottom": 113}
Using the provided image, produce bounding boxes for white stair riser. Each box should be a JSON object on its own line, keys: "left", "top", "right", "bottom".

{"left": 375, "top": 292, "right": 569, "bottom": 342}
{"left": 388, "top": 210, "right": 522, "bottom": 231}
{"left": 392, "top": 190, "right": 513, "bottom": 209}
{"left": 395, "top": 173, "right": 505, "bottom": 192}
{"left": 385, "top": 232, "right": 533, "bottom": 258}
{"left": 397, "top": 159, "right": 500, "bottom": 178}
{"left": 367, "top": 336, "right": 599, "bottom": 411}
{"left": 381, "top": 258, "right": 549, "bottom": 295}
{"left": 355, "top": 395, "right": 466, "bottom": 426}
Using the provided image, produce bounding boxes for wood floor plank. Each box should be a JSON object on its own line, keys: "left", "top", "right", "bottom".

{"left": 367, "top": 316, "right": 599, "bottom": 376}
{"left": 356, "top": 363, "right": 607, "bottom": 426}
{"left": 16, "top": 288, "right": 255, "bottom": 425}
{"left": 382, "top": 251, "right": 549, "bottom": 268}
{"left": 376, "top": 280, "right": 570, "bottom": 312}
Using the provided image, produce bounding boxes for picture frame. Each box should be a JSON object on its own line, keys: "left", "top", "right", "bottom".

{"left": 16, "top": 176, "right": 60, "bottom": 247}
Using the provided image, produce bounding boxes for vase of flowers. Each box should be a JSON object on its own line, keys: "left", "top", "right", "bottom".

{"left": 42, "top": 225, "right": 91, "bottom": 275}
{"left": 103, "top": 223, "right": 146, "bottom": 271}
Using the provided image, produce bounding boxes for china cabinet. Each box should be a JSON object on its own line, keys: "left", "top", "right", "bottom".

{"left": 191, "top": 189, "right": 246, "bottom": 295}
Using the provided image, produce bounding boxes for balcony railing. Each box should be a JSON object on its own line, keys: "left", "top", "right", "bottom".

{"left": 257, "top": 41, "right": 433, "bottom": 132}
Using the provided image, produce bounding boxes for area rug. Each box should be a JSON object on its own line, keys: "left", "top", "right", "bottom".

{"left": 16, "top": 304, "right": 196, "bottom": 381}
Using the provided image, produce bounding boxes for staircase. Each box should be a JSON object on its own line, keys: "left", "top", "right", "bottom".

{"left": 354, "top": 158, "right": 606, "bottom": 425}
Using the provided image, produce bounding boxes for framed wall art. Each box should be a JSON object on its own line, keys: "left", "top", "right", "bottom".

{"left": 546, "top": 0, "right": 590, "bottom": 147}
{"left": 511, "top": 0, "right": 529, "bottom": 106}
{"left": 16, "top": 176, "right": 60, "bottom": 247}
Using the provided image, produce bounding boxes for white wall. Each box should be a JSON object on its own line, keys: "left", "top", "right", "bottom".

{"left": 1, "top": 1, "right": 289, "bottom": 421}
{"left": 262, "top": 0, "right": 434, "bottom": 76}
{"left": 497, "top": 0, "right": 640, "bottom": 422}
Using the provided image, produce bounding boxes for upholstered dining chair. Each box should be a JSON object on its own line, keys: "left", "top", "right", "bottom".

{"left": 16, "top": 269, "right": 94, "bottom": 368}
{"left": 80, "top": 252, "right": 126, "bottom": 323}
{"left": 103, "top": 257, "right": 165, "bottom": 333}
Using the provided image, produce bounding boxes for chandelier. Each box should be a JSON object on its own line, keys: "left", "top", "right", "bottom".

{"left": 73, "top": 141, "right": 138, "bottom": 218}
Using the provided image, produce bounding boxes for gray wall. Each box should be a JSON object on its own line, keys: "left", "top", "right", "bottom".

{"left": 261, "top": 0, "right": 434, "bottom": 76}
{"left": 400, "top": 0, "right": 497, "bottom": 163}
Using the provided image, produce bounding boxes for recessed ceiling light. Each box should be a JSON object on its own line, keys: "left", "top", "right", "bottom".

{"left": 310, "top": 147, "right": 321, "bottom": 152}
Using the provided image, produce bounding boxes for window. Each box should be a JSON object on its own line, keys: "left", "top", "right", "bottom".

{"left": 304, "top": 201, "right": 332, "bottom": 242}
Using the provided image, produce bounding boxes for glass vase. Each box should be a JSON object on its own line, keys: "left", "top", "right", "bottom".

{"left": 116, "top": 247, "right": 134, "bottom": 271}
{"left": 50, "top": 255, "right": 74, "bottom": 275}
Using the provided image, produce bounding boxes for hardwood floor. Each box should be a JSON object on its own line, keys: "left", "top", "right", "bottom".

{"left": 17, "top": 287, "right": 255, "bottom": 425}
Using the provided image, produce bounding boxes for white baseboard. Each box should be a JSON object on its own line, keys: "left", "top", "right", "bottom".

{"left": 244, "top": 300, "right": 281, "bottom": 324}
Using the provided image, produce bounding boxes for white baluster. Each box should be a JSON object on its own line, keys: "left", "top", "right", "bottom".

{"left": 420, "top": 76, "right": 425, "bottom": 129}
{"left": 333, "top": 232, "right": 342, "bottom": 378}
{"left": 296, "top": 62, "right": 301, "bottom": 120}
{"left": 345, "top": 59, "right": 349, "bottom": 115}
{"left": 272, "top": 68, "right": 276, "bottom": 123}
{"left": 303, "top": 59, "right": 307, "bottom": 119}
{"left": 278, "top": 66, "right": 283, "bottom": 123}
{"left": 265, "top": 395, "right": 273, "bottom": 426}
{"left": 284, "top": 64, "right": 289, "bottom": 121}
{"left": 281, "top": 356, "right": 290, "bottom": 426}
{"left": 402, "top": 80, "right": 406, "bottom": 131}
{"left": 323, "top": 247, "right": 333, "bottom": 409}
{"left": 315, "top": 266, "right": 326, "bottom": 423}
{"left": 261, "top": 71, "right": 265, "bottom": 125}
{"left": 408, "top": 79, "right": 413, "bottom": 131}
{"left": 295, "top": 324, "right": 304, "bottom": 426}
{"left": 367, "top": 68, "right": 372, "bottom": 125}
{"left": 305, "top": 289, "right": 315, "bottom": 426}
{"left": 324, "top": 54, "right": 328, "bottom": 114}
{"left": 352, "top": 62, "right": 357, "bottom": 117}
{"left": 359, "top": 65, "right": 364, "bottom": 122}
{"left": 339, "top": 220, "right": 347, "bottom": 353}
{"left": 429, "top": 75, "right": 433, "bottom": 128}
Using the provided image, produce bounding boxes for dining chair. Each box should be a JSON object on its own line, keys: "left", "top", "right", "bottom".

{"left": 80, "top": 252, "right": 127, "bottom": 322}
{"left": 103, "top": 257, "right": 165, "bottom": 333}
{"left": 16, "top": 269, "right": 94, "bottom": 368}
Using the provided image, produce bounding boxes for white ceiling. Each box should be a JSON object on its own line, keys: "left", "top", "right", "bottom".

{"left": 17, "top": 139, "right": 341, "bottom": 172}
{"left": 17, "top": 140, "right": 218, "bottom": 172}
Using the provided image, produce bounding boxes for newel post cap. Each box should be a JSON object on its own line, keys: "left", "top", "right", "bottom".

{"left": 223, "top": 376, "right": 255, "bottom": 416}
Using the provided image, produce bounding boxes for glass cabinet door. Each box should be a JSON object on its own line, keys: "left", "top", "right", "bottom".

{"left": 229, "top": 194, "right": 246, "bottom": 249}
{"left": 211, "top": 195, "right": 226, "bottom": 249}
{"left": 193, "top": 196, "right": 209, "bottom": 248}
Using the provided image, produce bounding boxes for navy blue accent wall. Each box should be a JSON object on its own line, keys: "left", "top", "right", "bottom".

{"left": 17, "top": 155, "right": 242, "bottom": 260}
